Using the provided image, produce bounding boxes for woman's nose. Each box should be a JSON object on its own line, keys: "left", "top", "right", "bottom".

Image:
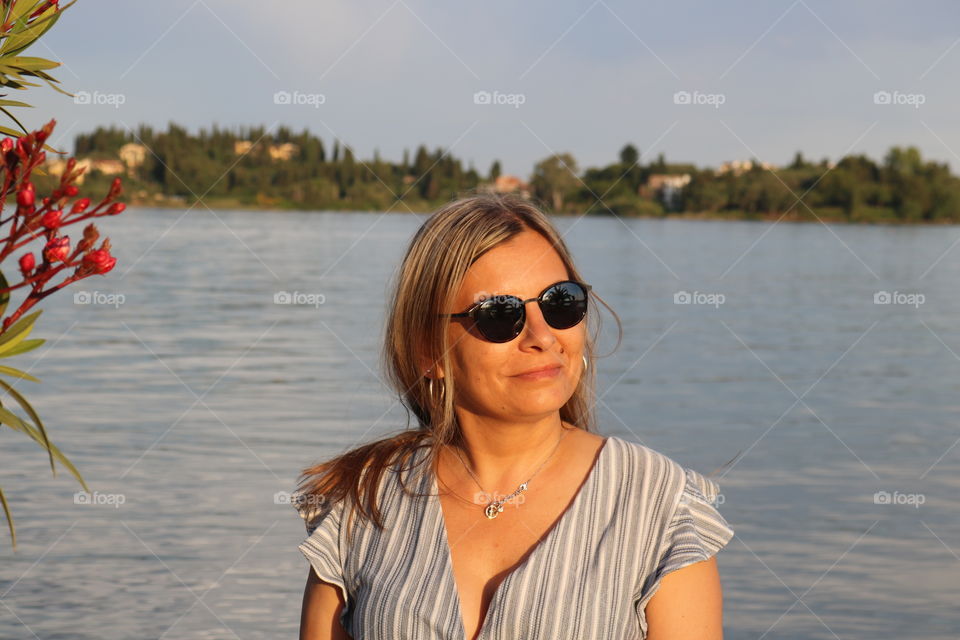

{"left": 519, "top": 301, "right": 557, "bottom": 347}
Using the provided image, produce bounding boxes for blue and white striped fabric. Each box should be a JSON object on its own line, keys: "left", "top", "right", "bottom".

{"left": 293, "top": 434, "right": 734, "bottom": 639}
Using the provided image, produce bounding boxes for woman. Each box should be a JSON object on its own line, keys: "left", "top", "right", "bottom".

{"left": 292, "top": 192, "right": 735, "bottom": 640}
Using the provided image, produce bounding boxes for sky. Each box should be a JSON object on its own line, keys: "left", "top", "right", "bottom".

{"left": 16, "top": 0, "right": 960, "bottom": 178}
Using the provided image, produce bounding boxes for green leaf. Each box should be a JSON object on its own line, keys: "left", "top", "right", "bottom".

{"left": 0, "top": 123, "right": 27, "bottom": 137}
{"left": 0, "top": 338, "right": 44, "bottom": 358}
{"left": 0, "top": 485, "right": 14, "bottom": 549}
{"left": 0, "top": 78, "right": 31, "bottom": 90}
{"left": 0, "top": 378, "right": 51, "bottom": 472}
{"left": 0, "top": 4, "right": 68, "bottom": 58}
{"left": 0, "top": 98, "right": 31, "bottom": 108}
{"left": 1, "top": 1, "right": 57, "bottom": 54}
{"left": 0, "top": 270, "right": 8, "bottom": 317}
{"left": 0, "top": 405, "right": 88, "bottom": 492}
{"left": 0, "top": 365, "right": 39, "bottom": 382}
{"left": 8, "top": 0, "right": 43, "bottom": 24}
{"left": 0, "top": 309, "right": 41, "bottom": 356}
{"left": 0, "top": 106, "right": 29, "bottom": 137}
{"left": 3, "top": 55, "right": 61, "bottom": 71}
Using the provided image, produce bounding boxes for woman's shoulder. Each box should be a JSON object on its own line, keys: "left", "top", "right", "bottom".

{"left": 605, "top": 435, "right": 724, "bottom": 506}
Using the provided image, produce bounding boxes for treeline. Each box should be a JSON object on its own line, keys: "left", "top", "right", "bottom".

{"left": 61, "top": 123, "right": 960, "bottom": 223}
{"left": 68, "top": 123, "right": 480, "bottom": 212}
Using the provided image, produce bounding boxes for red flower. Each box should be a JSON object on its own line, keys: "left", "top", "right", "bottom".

{"left": 41, "top": 209, "right": 63, "bottom": 229}
{"left": 18, "top": 252, "right": 35, "bottom": 275}
{"left": 81, "top": 249, "right": 116, "bottom": 275}
{"left": 70, "top": 198, "right": 91, "bottom": 214}
{"left": 29, "top": 1, "right": 58, "bottom": 20}
{"left": 17, "top": 183, "right": 35, "bottom": 208}
{"left": 108, "top": 177, "right": 123, "bottom": 199}
{"left": 43, "top": 236, "right": 70, "bottom": 263}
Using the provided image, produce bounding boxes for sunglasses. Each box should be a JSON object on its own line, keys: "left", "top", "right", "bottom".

{"left": 438, "top": 280, "right": 592, "bottom": 343}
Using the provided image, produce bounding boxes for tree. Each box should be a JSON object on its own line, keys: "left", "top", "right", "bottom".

{"left": 530, "top": 153, "right": 580, "bottom": 212}
{"left": 789, "top": 151, "right": 808, "bottom": 170}
{"left": 489, "top": 159, "right": 501, "bottom": 182}
{"left": 619, "top": 144, "right": 639, "bottom": 167}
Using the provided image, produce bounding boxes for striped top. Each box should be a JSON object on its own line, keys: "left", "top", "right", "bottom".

{"left": 293, "top": 434, "right": 734, "bottom": 639}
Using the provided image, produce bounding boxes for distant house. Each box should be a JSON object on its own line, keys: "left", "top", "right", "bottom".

{"left": 478, "top": 174, "right": 531, "bottom": 199}
{"left": 233, "top": 140, "right": 299, "bottom": 161}
{"left": 89, "top": 158, "right": 126, "bottom": 175}
{"left": 44, "top": 157, "right": 125, "bottom": 184}
{"left": 119, "top": 143, "right": 147, "bottom": 173}
{"left": 642, "top": 173, "right": 691, "bottom": 207}
{"left": 268, "top": 142, "right": 299, "bottom": 162}
{"left": 716, "top": 159, "right": 776, "bottom": 176}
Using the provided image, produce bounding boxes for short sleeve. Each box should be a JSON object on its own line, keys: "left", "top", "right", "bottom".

{"left": 637, "top": 467, "right": 734, "bottom": 612}
{"left": 292, "top": 489, "right": 350, "bottom": 609}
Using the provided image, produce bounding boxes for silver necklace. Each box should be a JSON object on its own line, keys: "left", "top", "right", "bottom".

{"left": 450, "top": 428, "right": 569, "bottom": 520}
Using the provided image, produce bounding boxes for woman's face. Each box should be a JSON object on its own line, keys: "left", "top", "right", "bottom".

{"left": 436, "top": 229, "right": 586, "bottom": 424}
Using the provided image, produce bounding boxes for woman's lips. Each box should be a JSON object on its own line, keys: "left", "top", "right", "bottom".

{"left": 513, "top": 365, "right": 562, "bottom": 380}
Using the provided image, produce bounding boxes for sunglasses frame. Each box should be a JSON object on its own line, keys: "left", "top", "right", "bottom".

{"left": 438, "top": 279, "right": 592, "bottom": 343}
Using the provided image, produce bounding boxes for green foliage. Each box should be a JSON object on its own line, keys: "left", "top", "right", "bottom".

{"left": 0, "top": 0, "right": 75, "bottom": 140}
{"left": 62, "top": 122, "right": 960, "bottom": 223}
{"left": 531, "top": 153, "right": 579, "bottom": 212}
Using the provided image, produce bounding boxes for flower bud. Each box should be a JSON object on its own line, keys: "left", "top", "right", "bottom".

{"left": 82, "top": 223, "right": 99, "bottom": 247}
{"left": 17, "top": 183, "right": 35, "bottom": 207}
{"left": 16, "top": 137, "right": 31, "bottom": 158}
{"left": 64, "top": 185, "right": 79, "bottom": 197}
{"left": 43, "top": 236, "right": 70, "bottom": 263}
{"left": 18, "top": 252, "right": 35, "bottom": 275}
{"left": 41, "top": 209, "right": 63, "bottom": 229}
{"left": 107, "top": 202, "right": 126, "bottom": 215}
{"left": 38, "top": 119, "right": 55, "bottom": 140}
{"left": 81, "top": 248, "right": 116, "bottom": 275}
{"left": 109, "top": 177, "right": 123, "bottom": 199}
{"left": 70, "top": 197, "right": 90, "bottom": 214}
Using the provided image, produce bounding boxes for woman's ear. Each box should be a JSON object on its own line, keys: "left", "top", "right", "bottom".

{"left": 415, "top": 353, "right": 444, "bottom": 380}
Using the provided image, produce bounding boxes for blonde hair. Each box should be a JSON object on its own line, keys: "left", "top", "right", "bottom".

{"left": 294, "top": 191, "right": 622, "bottom": 538}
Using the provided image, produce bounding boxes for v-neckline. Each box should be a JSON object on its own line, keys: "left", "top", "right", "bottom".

{"left": 428, "top": 435, "right": 611, "bottom": 640}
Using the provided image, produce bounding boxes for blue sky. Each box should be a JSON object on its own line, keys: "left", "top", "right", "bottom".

{"left": 18, "top": 0, "right": 960, "bottom": 177}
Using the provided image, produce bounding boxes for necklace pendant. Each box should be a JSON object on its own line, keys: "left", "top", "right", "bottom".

{"left": 484, "top": 503, "right": 501, "bottom": 519}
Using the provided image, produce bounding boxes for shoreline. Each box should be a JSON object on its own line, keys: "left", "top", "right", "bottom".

{"left": 121, "top": 199, "right": 960, "bottom": 227}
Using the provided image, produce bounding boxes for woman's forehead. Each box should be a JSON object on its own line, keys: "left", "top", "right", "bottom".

{"left": 457, "top": 270, "right": 570, "bottom": 304}
{"left": 455, "top": 231, "right": 569, "bottom": 299}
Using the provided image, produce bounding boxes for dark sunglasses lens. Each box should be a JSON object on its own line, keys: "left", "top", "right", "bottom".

{"left": 476, "top": 296, "right": 524, "bottom": 342}
{"left": 540, "top": 282, "right": 588, "bottom": 329}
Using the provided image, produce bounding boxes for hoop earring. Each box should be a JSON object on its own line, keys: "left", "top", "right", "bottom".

{"left": 582, "top": 354, "right": 589, "bottom": 373}
{"left": 426, "top": 376, "right": 445, "bottom": 406}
